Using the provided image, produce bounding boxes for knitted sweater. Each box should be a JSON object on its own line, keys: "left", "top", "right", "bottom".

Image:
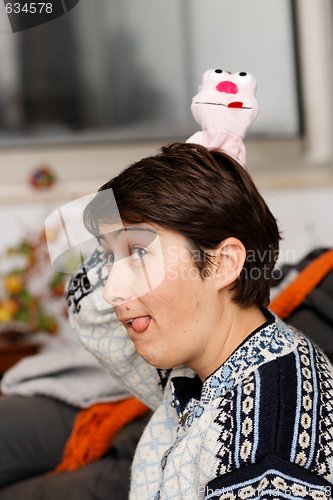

{"left": 67, "top": 250, "right": 333, "bottom": 500}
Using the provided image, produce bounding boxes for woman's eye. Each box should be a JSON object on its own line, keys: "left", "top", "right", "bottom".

{"left": 131, "top": 246, "right": 148, "bottom": 260}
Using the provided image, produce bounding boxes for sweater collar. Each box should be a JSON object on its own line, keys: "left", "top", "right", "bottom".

{"left": 171, "top": 308, "right": 297, "bottom": 414}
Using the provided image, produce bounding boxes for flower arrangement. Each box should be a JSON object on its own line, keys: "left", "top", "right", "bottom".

{"left": 0, "top": 229, "right": 67, "bottom": 342}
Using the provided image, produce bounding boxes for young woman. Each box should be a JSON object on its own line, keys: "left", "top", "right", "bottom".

{"left": 67, "top": 143, "right": 333, "bottom": 499}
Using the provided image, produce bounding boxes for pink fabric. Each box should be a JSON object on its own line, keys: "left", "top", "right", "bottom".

{"left": 216, "top": 80, "right": 238, "bottom": 94}
{"left": 186, "top": 69, "right": 258, "bottom": 167}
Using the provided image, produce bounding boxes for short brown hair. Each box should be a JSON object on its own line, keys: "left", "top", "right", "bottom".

{"left": 84, "top": 143, "right": 281, "bottom": 307}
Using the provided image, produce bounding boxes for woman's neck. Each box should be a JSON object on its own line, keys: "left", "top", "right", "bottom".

{"left": 191, "top": 304, "right": 267, "bottom": 382}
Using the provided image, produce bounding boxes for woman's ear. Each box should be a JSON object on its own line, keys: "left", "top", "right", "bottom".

{"left": 212, "top": 237, "right": 246, "bottom": 291}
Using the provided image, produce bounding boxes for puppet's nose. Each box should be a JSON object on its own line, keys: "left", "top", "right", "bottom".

{"left": 216, "top": 81, "right": 238, "bottom": 94}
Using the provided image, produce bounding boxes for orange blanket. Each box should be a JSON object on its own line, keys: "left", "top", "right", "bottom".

{"left": 55, "top": 397, "right": 149, "bottom": 472}
{"left": 270, "top": 249, "right": 333, "bottom": 319}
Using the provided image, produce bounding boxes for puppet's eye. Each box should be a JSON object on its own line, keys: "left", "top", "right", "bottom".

{"left": 209, "top": 69, "right": 224, "bottom": 81}
{"left": 234, "top": 72, "right": 255, "bottom": 86}
{"left": 203, "top": 68, "right": 225, "bottom": 83}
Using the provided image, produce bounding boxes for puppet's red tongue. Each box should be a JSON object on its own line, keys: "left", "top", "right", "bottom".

{"left": 228, "top": 101, "right": 243, "bottom": 108}
{"left": 132, "top": 316, "right": 151, "bottom": 333}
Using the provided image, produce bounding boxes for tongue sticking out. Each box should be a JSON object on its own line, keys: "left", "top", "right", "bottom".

{"left": 131, "top": 316, "right": 151, "bottom": 333}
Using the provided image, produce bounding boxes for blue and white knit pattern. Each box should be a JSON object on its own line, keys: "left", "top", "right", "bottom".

{"left": 200, "top": 315, "right": 295, "bottom": 402}
{"left": 204, "top": 463, "right": 330, "bottom": 499}
{"left": 67, "top": 258, "right": 333, "bottom": 500}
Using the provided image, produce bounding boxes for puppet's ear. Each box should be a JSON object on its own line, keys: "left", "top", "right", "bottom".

{"left": 186, "top": 69, "right": 258, "bottom": 168}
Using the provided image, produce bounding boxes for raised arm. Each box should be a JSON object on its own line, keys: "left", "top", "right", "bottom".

{"left": 66, "top": 247, "right": 171, "bottom": 410}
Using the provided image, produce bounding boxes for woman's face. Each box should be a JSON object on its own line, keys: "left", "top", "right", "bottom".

{"left": 99, "top": 222, "right": 223, "bottom": 371}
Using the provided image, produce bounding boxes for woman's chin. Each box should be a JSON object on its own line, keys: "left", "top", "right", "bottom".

{"left": 138, "top": 350, "right": 174, "bottom": 370}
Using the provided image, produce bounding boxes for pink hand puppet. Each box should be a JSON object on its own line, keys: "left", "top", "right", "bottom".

{"left": 186, "top": 69, "right": 258, "bottom": 166}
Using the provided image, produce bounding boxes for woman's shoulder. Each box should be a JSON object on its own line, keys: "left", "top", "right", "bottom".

{"left": 202, "top": 335, "right": 333, "bottom": 486}
{"left": 257, "top": 324, "right": 333, "bottom": 386}
{"left": 242, "top": 330, "right": 333, "bottom": 476}
{"left": 253, "top": 326, "right": 333, "bottom": 430}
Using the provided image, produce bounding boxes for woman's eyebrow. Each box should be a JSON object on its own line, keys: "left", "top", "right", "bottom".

{"left": 97, "top": 227, "right": 157, "bottom": 243}
{"left": 118, "top": 227, "right": 157, "bottom": 236}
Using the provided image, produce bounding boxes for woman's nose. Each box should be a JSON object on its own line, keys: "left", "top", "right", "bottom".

{"left": 216, "top": 80, "right": 238, "bottom": 94}
{"left": 103, "top": 261, "right": 133, "bottom": 306}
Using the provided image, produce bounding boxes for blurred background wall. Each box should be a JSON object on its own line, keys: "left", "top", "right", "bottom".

{"left": 0, "top": 0, "right": 302, "bottom": 141}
